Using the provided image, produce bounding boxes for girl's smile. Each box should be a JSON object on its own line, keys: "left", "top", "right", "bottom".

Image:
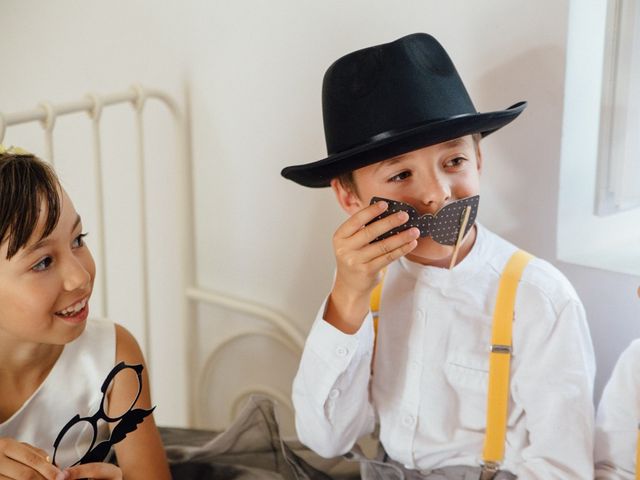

{"left": 54, "top": 295, "right": 90, "bottom": 324}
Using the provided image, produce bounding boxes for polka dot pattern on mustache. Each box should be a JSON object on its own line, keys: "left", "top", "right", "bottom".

{"left": 367, "top": 195, "right": 480, "bottom": 245}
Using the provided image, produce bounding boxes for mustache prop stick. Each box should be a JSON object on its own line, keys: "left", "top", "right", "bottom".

{"left": 367, "top": 195, "right": 480, "bottom": 269}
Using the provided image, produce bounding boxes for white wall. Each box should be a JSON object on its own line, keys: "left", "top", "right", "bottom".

{"left": 1, "top": 0, "right": 638, "bottom": 427}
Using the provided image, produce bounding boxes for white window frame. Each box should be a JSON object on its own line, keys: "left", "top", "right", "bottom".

{"left": 596, "top": 0, "right": 640, "bottom": 215}
{"left": 557, "top": 0, "right": 640, "bottom": 276}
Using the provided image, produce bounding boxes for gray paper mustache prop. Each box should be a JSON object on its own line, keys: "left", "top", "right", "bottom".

{"left": 367, "top": 195, "right": 480, "bottom": 245}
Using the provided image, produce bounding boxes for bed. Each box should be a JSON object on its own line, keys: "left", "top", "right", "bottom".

{"left": 0, "top": 85, "right": 360, "bottom": 479}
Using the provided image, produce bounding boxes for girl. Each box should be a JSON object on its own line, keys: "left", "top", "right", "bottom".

{"left": 0, "top": 147, "right": 171, "bottom": 480}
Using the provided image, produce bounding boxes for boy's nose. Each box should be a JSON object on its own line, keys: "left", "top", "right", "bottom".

{"left": 418, "top": 178, "right": 451, "bottom": 214}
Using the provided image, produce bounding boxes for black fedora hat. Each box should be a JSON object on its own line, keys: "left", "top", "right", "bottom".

{"left": 281, "top": 33, "right": 526, "bottom": 188}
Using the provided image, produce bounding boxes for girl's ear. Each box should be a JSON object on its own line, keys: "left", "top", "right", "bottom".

{"left": 330, "top": 178, "right": 363, "bottom": 215}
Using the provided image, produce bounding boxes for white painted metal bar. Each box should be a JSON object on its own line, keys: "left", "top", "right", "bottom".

{"left": 185, "top": 286, "right": 306, "bottom": 348}
{"left": 0, "top": 88, "right": 181, "bottom": 136}
{"left": 131, "top": 86, "right": 152, "bottom": 363}
{"left": 195, "top": 329, "right": 301, "bottom": 426}
{"left": 38, "top": 101, "right": 56, "bottom": 165}
{"left": 86, "top": 93, "right": 109, "bottom": 320}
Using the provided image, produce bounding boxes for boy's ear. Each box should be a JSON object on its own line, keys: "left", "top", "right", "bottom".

{"left": 330, "top": 178, "right": 363, "bottom": 215}
{"left": 475, "top": 143, "right": 483, "bottom": 174}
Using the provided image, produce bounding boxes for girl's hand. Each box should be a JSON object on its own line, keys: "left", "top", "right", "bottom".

{"left": 0, "top": 437, "right": 61, "bottom": 479}
{"left": 56, "top": 462, "right": 123, "bottom": 480}
{"left": 326, "top": 201, "right": 419, "bottom": 333}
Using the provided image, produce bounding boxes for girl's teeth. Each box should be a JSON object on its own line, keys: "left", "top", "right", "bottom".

{"left": 57, "top": 299, "right": 87, "bottom": 315}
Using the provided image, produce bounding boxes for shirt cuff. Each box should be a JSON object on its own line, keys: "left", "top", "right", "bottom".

{"left": 305, "top": 297, "right": 375, "bottom": 374}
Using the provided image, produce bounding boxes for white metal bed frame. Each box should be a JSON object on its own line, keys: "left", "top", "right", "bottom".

{"left": 0, "top": 85, "right": 305, "bottom": 428}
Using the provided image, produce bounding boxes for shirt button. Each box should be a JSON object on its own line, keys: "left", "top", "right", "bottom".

{"left": 336, "top": 346, "right": 348, "bottom": 357}
{"left": 329, "top": 389, "right": 340, "bottom": 399}
{"left": 402, "top": 415, "right": 415, "bottom": 427}
{"left": 416, "top": 309, "right": 425, "bottom": 320}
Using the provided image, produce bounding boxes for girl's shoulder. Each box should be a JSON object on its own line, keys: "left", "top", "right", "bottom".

{"left": 112, "top": 322, "right": 146, "bottom": 365}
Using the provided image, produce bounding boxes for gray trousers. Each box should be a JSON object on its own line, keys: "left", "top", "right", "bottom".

{"left": 347, "top": 446, "right": 517, "bottom": 480}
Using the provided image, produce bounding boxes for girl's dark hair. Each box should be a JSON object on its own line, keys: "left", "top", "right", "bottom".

{"left": 0, "top": 152, "right": 61, "bottom": 259}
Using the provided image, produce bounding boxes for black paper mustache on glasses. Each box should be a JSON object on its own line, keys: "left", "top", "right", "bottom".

{"left": 52, "top": 362, "right": 155, "bottom": 469}
{"left": 367, "top": 195, "right": 480, "bottom": 245}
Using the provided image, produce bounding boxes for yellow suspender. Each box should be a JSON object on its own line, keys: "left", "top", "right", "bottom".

{"left": 370, "top": 271, "right": 385, "bottom": 338}
{"left": 482, "top": 250, "right": 533, "bottom": 468}
{"left": 369, "top": 250, "right": 533, "bottom": 470}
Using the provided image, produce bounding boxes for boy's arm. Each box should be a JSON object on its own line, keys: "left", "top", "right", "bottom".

{"left": 594, "top": 340, "right": 640, "bottom": 480}
{"left": 292, "top": 199, "right": 416, "bottom": 457}
{"left": 511, "top": 297, "right": 595, "bottom": 479}
{"left": 292, "top": 297, "right": 376, "bottom": 458}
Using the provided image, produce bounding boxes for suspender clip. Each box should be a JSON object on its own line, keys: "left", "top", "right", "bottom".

{"left": 490, "top": 344, "right": 512, "bottom": 354}
{"left": 480, "top": 461, "right": 500, "bottom": 480}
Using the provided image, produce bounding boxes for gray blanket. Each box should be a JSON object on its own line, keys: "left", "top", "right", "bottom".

{"left": 160, "top": 395, "right": 357, "bottom": 480}
{"left": 158, "top": 396, "right": 514, "bottom": 480}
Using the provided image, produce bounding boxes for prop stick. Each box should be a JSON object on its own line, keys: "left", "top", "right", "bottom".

{"left": 449, "top": 206, "right": 471, "bottom": 270}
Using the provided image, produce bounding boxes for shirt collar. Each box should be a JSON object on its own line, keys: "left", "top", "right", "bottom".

{"left": 398, "top": 222, "right": 489, "bottom": 290}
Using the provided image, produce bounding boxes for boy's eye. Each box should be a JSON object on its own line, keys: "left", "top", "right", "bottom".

{"left": 72, "top": 232, "right": 88, "bottom": 248}
{"left": 445, "top": 157, "right": 467, "bottom": 168}
{"left": 389, "top": 171, "right": 411, "bottom": 182}
{"left": 32, "top": 256, "right": 53, "bottom": 272}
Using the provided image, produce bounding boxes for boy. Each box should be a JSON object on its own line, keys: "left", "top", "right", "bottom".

{"left": 281, "top": 33, "right": 595, "bottom": 479}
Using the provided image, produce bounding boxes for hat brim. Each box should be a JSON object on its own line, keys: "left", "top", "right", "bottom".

{"left": 281, "top": 101, "right": 526, "bottom": 188}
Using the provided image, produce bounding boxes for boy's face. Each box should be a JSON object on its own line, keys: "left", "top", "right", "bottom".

{"left": 331, "top": 135, "right": 482, "bottom": 265}
{"left": 0, "top": 189, "right": 95, "bottom": 346}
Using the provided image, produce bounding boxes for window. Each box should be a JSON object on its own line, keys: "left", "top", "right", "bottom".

{"left": 596, "top": 0, "right": 640, "bottom": 215}
{"left": 557, "top": 0, "right": 640, "bottom": 276}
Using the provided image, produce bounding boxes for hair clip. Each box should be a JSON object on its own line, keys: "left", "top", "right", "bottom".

{"left": 0, "top": 144, "right": 33, "bottom": 156}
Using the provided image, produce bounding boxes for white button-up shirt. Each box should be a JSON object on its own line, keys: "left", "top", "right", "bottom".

{"left": 292, "top": 224, "right": 595, "bottom": 479}
{"left": 595, "top": 339, "right": 640, "bottom": 479}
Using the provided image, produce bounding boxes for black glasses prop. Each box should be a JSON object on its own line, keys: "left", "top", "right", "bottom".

{"left": 52, "top": 362, "right": 155, "bottom": 469}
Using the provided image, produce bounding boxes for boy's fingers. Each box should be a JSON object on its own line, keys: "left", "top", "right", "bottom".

{"left": 359, "top": 227, "right": 420, "bottom": 263}
{"left": 3, "top": 442, "right": 60, "bottom": 479}
{"left": 61, "top": 462, "right": 122, "bottom": 479}
{"left": 336, "top": 201, "right": 389, "bottom": 239}
{"left": 352, "top": 210, "right": 410, "bottom": 247}
{"left": 367, "top": 237, "right": 418, "bottom": 272}
{"left": 336, "top": 209, "right": 410, "bottom": 258}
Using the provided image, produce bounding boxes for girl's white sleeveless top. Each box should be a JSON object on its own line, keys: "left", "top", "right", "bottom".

{"left": 0, "top": 318, "right": 115, "bottom": 464}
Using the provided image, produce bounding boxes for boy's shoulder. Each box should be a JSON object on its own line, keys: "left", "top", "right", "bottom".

{"left": 483, "top": 226, "right": 581, "bottom": 313}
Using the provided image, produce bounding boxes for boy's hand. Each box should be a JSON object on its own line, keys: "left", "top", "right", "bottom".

{"left": 326, "top": 201, "right": 419, "bottom": 333}
{"left": 0, "top": 437, "right": 61, "bottom": 479}
{"left": 56, "top": 462, "right": 123, "bottom": 480}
